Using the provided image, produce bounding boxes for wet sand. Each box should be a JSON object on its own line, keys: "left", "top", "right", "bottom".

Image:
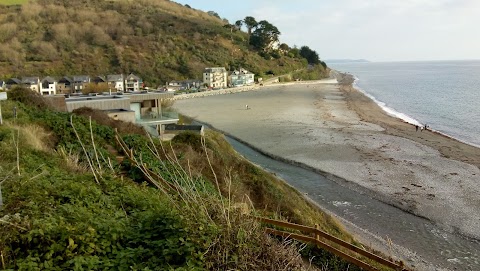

{"left": 173, "top": 81, "right": 480, "bottom": 241}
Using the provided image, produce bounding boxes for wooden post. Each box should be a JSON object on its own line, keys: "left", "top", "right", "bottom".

{"left": 0, "top": 183, "right": 3, "bottom": 208}
{"left": 0, "top": 100, "right": 3, "bottom": 125}
{"left": 315, "top": 224, "right": 320, "bottom": 242}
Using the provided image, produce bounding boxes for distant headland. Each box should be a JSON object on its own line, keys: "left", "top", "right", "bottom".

{"left": 325, "top": 59, "right": 370, "bottom": 63}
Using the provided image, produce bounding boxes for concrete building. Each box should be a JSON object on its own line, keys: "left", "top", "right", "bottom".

{"left": 48, "top": 91, "right": 178, "bottom": 137}
{"left": 203, "top": 67, "right": 227, "bottom": 89}
{"left": 229, "top": 68, "right": 255, "bottom": 87}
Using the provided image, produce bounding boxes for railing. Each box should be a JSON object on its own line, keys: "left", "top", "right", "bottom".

{"left": 256, "top": 217, "right": 408, "bottom": 271}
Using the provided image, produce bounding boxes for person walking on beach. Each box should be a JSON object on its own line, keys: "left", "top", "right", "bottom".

{"left": 415, "top": 125, "right": 419, "bottom": 132}
{"left": 245, "top": 104, "right": 249, "bottom": 110}
{"left": 424, "top": 124, "right": 428, "bottom": 131}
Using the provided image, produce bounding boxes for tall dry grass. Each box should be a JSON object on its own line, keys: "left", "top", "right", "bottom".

{"left": 121, "top": 131, "right": 319, "bottom": 270}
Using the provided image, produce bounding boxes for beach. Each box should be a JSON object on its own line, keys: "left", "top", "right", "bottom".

{"left": 173, "top": 80, "right": 480, "bottom": 269}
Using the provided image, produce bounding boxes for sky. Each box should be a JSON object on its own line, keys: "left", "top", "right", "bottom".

{"left": 174, "top": 0, "right": 480, "bottom": 62}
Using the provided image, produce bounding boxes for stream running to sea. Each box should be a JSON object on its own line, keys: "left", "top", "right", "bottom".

{"left": 224, "top": 136, "right": 480, "bottom": 270}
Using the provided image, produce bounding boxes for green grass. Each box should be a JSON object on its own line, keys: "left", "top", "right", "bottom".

{"left": 0, "top": 0, "right": 28, "bottom": 5}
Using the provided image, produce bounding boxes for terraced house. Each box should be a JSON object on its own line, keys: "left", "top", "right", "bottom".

{"left": 229, "top": 68, "right": 255, "bottom": 87}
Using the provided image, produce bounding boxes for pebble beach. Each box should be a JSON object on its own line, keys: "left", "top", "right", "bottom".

{"left": 173, "top": 79, "right": 480, "bottom": 269}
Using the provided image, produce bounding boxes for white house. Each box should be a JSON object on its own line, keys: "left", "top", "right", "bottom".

{"left": 107, "top": 74, "right": 125, "bottom": 92}
{"left": 40, "top": 76, "right": 57, "bottom": 95}
{"left": 22, "top": 77, "right": 40, "bottom": 93}
{"left": 125, "top": 73, "right": 142, "bottom": 92}
{"left": 229, "top": 68, "right": 255, "bottom": 87}
{"left": 203, "top": 67, "right": 227, "bottom": 89}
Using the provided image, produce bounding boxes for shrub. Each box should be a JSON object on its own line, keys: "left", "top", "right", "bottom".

{"left": 7, "top": 86, "right": 54, "bottom": 110}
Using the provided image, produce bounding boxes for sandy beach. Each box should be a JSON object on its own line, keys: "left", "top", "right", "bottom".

{"left": 173, "top": 80, "right": 480, "bottom": 261}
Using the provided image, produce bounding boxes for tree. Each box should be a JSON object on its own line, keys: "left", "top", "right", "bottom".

{"left": 279, "top": 43, "right": 290, "bottom": 53}
{"left": 234, "top": 20, "right": 243, "bottom": 31}
{"left": 249, "top": 20, "right": 280, "bottom": 52}
{"left": 223, "top": 23, "right": 236, "bottom": 33}
{"left": 300, "top": 46, "right": 320, "bottom": 65}
{"left": 207, "top": 11, "right": 221, "bottom": 19}
{"left": 243, "top": 16, "right": 258, "bottom": 35}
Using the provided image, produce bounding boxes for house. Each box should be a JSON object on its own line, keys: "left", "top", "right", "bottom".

{"left": 57, "top": 76, "right": 73, "bottom": 94}
{"left": 107, "top": 74, "right": 125, "bottom": 92}
{"left": 229, "top": 68, "right": 255, "bottom": 87}
{"left": 40, "top": 76, "right": 57, "bottom": 95}
{"left": 167, "top": 79, "right": 202, "bottom": 91}
{"left": 125, "top": 73, "right": 142, "bottom": 92}
{"left": 203, "top": 67, "right": 227, "bottom": 89}
{"left": 22, "top": 77, "right": 40, "bottom": 93}
{"left": 5, "top": 78, "right": 21, "bottom": 90}
{"left": 72, "top": 75, "right": 90, "bottom": 93}
{"left": 91, "top": 76, "right": 106, "bottom": 84}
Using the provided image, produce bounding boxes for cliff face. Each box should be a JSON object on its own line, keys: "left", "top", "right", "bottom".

{"left": 0, "top": 0, "right": 308, "bottom": 86}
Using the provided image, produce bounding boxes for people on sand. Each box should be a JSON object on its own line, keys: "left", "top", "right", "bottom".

{"left": 245, "top": 104, "right": 250, "bottom": 110}
{"left": 415, "top": 125, "right": 419, "bottom": 132}
{"left": 424, "top": 124, "right": 428, "bottom": 131}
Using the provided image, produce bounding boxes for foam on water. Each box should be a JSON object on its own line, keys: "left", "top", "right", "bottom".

{"left": 352, "top": 78, "right": 423, "bottom": 126}
{"left": 331, "top": 60, "right": 480, "bottom": 148}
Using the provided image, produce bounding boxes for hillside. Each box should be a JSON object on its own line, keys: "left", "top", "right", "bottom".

{"left": 0, "top": 0, "right": 327, "bottom": 86}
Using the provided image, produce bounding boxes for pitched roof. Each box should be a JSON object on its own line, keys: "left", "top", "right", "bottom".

{"left": 41, "top": 76, "right": 56, "bottom": 83}
{"left": 6, "top": 78, "right": 21, "bottom": 84}
{"left": 92, "top": 76, "right": 106, "bottom": 83}
{"left": 58, "top": 76, "right": 73, "bottom": 83}
{"left": 22, "top": 77, "right": 40, "bottom": 84}
{"left": 126, "top": 73, "right": 141, "bottom": 81}
{"left": 73, "top": 75, "right": 90, "bottom": 83}
{"left": 204, "top": 67, "right": 226, "bottom": 73}
{"left": 231, "top": 68, "right": 253, "bottom": 75}
{"left": 107, "top": 74, "right": 124, "bottom": 82}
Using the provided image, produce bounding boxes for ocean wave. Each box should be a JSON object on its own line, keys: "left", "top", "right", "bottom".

{"left": 353, "top": 78, "right": 423, "bottom": 127}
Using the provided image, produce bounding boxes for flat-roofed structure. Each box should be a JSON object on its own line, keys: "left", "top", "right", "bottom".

{"left": 47, "top": 91, "right": 178, "bottom": 137}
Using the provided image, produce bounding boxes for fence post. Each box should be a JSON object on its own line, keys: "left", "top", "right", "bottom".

{"left": 315, "top": 224, "right": 320, "bottom": 247}
{"left": 0, "top": 183, "right": 3, "bottom": 208}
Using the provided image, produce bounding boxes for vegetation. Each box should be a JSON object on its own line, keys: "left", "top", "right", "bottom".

{"left": 0, "top": 0, "right": 328, "bottom": 87}
{"left": 0, "top": 88, "right": 393, "bottom": 270}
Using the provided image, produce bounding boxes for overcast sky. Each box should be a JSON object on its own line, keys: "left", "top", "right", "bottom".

{"left": 175, "top": 0, "right": 480, "bottom": 62}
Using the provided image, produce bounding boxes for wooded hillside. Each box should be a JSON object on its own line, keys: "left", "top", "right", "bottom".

{"left": 0, "top": 0, "right": 327, "bottom": 86}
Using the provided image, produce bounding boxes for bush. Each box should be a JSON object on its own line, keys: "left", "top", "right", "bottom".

{"left": 7, "top": 86, "right": 54, "bottom": 110}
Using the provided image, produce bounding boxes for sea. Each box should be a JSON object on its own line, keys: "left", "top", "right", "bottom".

{"left": 329, "top": 60, "right": 480, "bottom": 148}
